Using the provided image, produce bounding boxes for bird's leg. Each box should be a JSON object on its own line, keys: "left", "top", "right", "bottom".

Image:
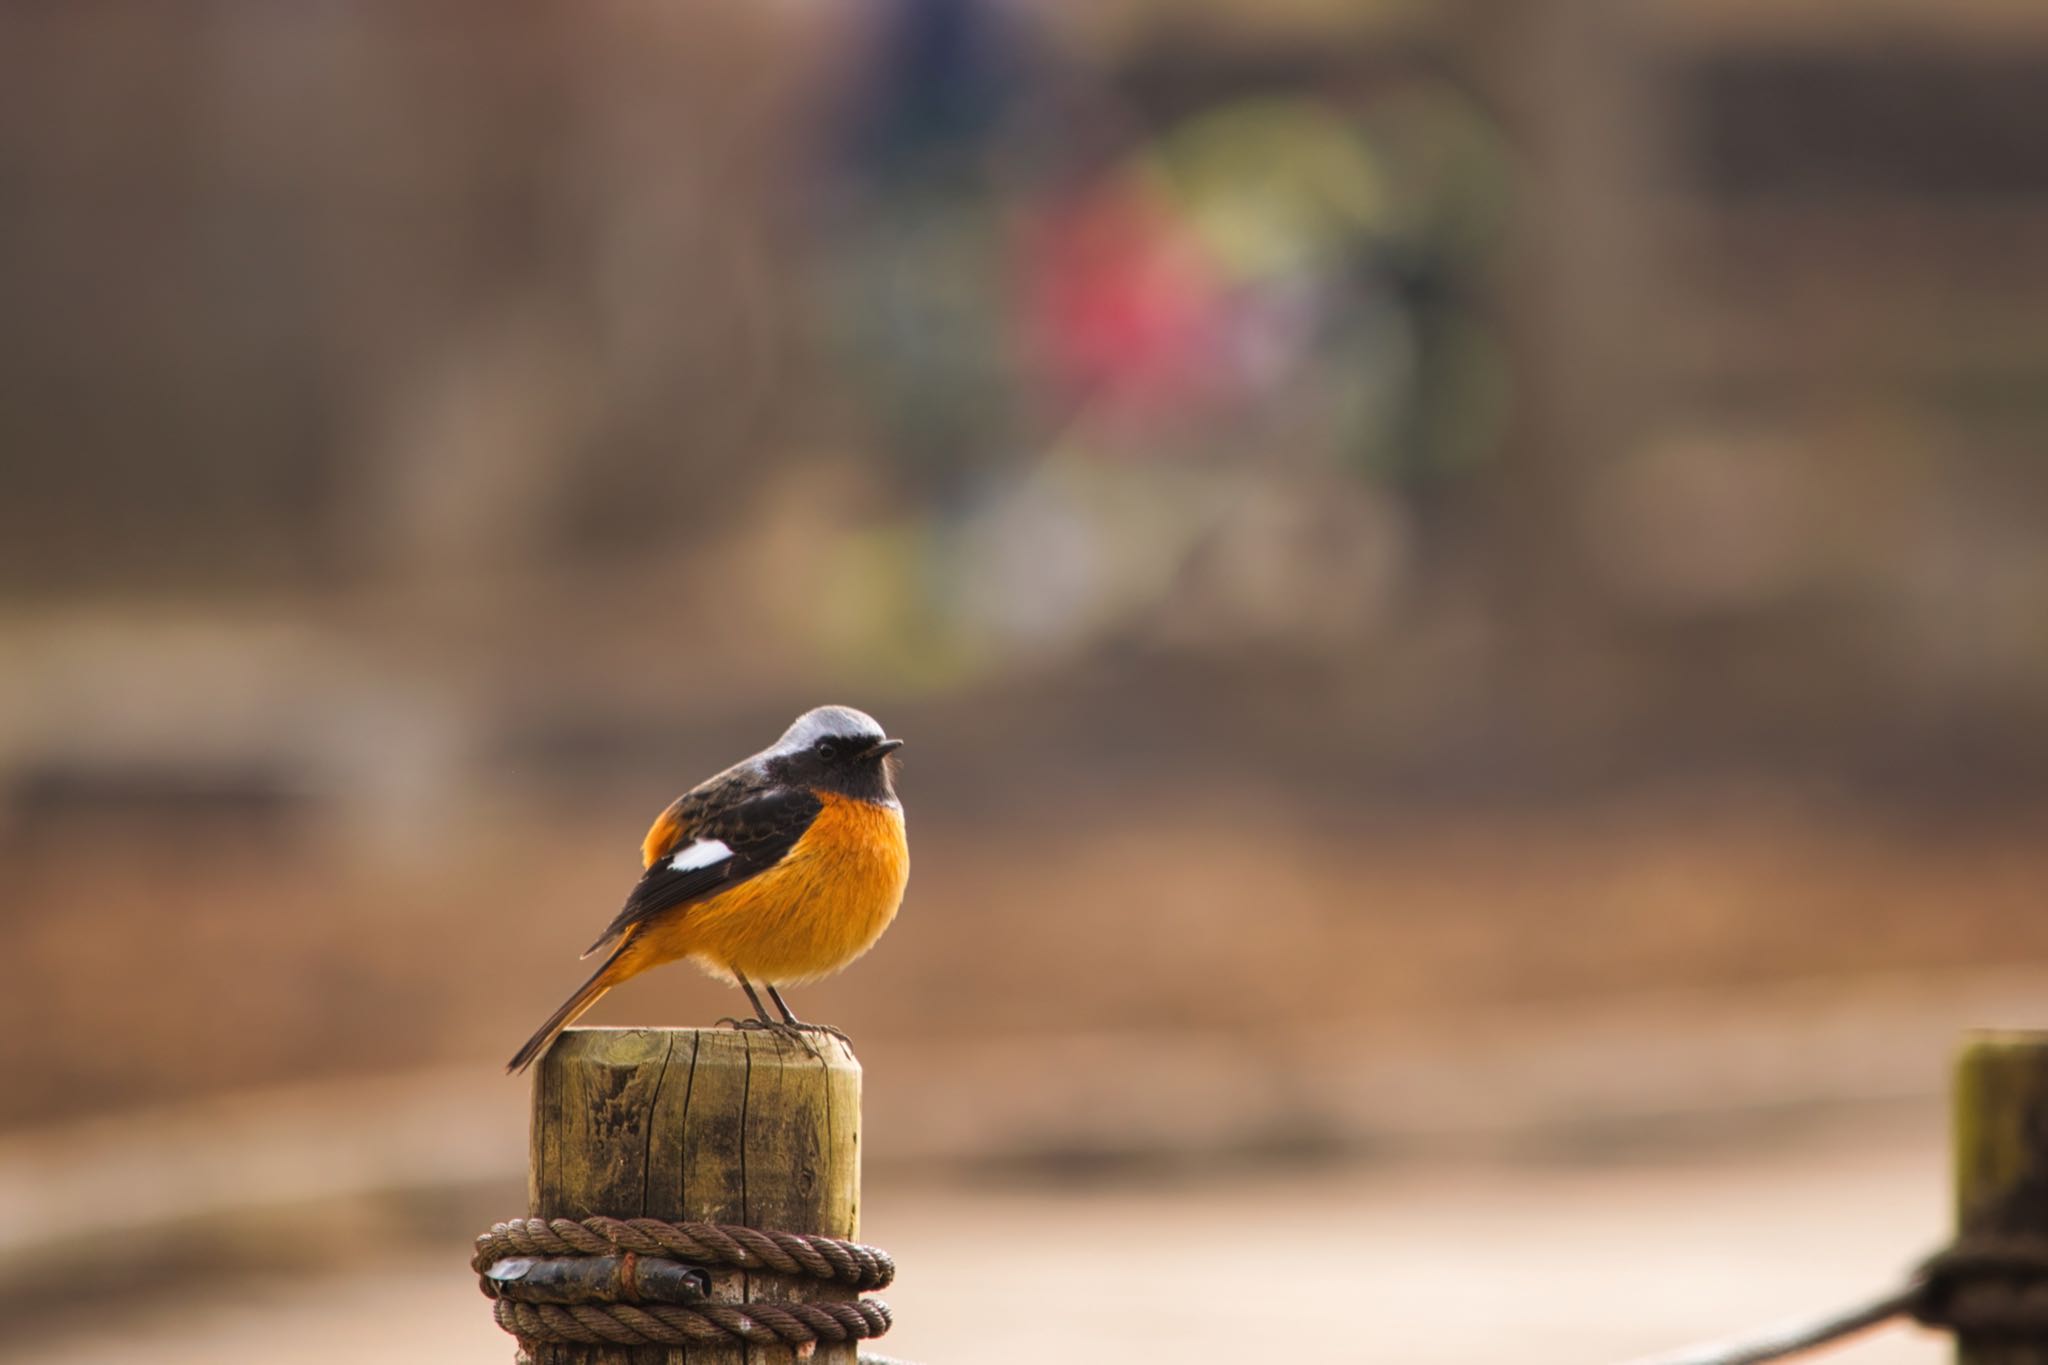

{"left": 716, "top": 972, "right": 778, "bottom": 1031}
{"left": 766, "top": 985, "right": 852, "bottom": 1046}
{"left": 739, "top": 974, "right": 776, "bottom": 1024}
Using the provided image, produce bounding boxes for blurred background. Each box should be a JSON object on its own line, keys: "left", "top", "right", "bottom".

{"left": 4, "top": 0, "right": 2047, "bottom": 1360}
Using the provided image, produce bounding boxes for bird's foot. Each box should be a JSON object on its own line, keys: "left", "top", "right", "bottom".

{"left": 783, "top": 1021, "right": 853, "bottom": 1046}
{"left": 712, "top": 1017, "right": 843, "bottom": 1057}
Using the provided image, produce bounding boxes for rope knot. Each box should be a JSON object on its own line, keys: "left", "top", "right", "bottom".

{"left": 1914, "top": 1234, "right": 2048, "bottom": 1338}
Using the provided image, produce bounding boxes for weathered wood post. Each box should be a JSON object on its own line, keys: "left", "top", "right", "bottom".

{"left": 528, "top": 1027, "right": 863, "bottom": 1365}
{"left": 1953, "top": 1030, "right": 2048, "bottom": 1365}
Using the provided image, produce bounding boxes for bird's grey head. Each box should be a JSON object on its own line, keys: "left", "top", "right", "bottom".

{"left": 770, "top": 705, "right": 888, "bottom": 757}
{"left": 760, "top": 705, "right": 903, "bottom": 804}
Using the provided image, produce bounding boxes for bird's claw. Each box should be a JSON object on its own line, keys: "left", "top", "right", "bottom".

{"left": 784, "top": 1021, "right": 853, "bottom": 1046}
{"left": 712, "top": 1015, "right": 850, "bottom": 1061}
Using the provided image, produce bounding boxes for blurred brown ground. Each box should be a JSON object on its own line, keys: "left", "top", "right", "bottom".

{"left": 7, "top": 782, "right": 2048, "bottom": 1127}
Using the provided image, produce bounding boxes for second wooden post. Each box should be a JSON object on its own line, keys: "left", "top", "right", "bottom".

{"left": 529, "top": 1027, "right": 863, "bottom": 1365}
{"left": 1954, "top": 1030, "right": 2048, "bottom": 1365}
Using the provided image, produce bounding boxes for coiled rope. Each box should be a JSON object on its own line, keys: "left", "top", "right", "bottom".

{"left": 475, "top": 1216, "right": 895, "bottom": 1353}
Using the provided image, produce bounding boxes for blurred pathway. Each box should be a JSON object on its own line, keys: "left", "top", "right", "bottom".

{"left": 22, "top": 1108, "right": 1952, "bottom": 1365}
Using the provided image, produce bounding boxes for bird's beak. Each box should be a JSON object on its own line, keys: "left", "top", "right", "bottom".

{"left": 866, "top": 737, "right": 905, "bottom": 758}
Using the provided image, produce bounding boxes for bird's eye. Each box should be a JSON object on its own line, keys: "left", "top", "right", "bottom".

{"left": 813, "top": 738, "right": 839, "bottom": 760}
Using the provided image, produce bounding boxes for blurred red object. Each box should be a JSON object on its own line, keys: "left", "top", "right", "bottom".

{"left": 1019, "top": 180, "right": 1228, "bottom": 423}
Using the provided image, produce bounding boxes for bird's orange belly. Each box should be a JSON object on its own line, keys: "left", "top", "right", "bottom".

{"left": 636, "top": 794, "right": 909, "bottom": 985}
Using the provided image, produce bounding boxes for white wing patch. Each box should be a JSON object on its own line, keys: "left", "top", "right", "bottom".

{"left": 668, "top": 838, "right": 734, "bottom": 873}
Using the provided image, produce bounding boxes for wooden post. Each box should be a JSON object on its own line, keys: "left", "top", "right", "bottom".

{"left": 1954, "top": 1030, "right": 2048, "bottom": 1365}
{"left": 528, "top": 1027, "right": 863, "bottom": 1365}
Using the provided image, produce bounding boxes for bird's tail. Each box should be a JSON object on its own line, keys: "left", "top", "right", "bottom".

{"left": 507, "top": 945, "right": 632, "bottom": 1075}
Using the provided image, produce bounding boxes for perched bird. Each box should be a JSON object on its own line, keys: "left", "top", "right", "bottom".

{"left": 508, "top": 705, "right": 908, "bottom": 1074}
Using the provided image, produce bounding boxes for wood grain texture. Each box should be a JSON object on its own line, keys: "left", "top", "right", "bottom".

{"left": 529, "top": 1028, "right": 862, "bottom": 1365}
{"left": 1954, "top": 1031, "right": 2048, "bottom": 1365}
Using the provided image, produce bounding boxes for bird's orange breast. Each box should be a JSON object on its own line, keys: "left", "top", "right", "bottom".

{"left": 630, "top": 793, "right": 909, "bottom": 985}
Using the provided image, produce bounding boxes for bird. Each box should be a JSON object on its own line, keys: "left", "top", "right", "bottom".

{"left": 508, "top": 705, "right": 909, "bottom": 1074}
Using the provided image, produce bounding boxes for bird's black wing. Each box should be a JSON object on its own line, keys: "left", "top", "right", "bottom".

{"left": 583, "top": 781, "right": 823, "bottom": 957}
